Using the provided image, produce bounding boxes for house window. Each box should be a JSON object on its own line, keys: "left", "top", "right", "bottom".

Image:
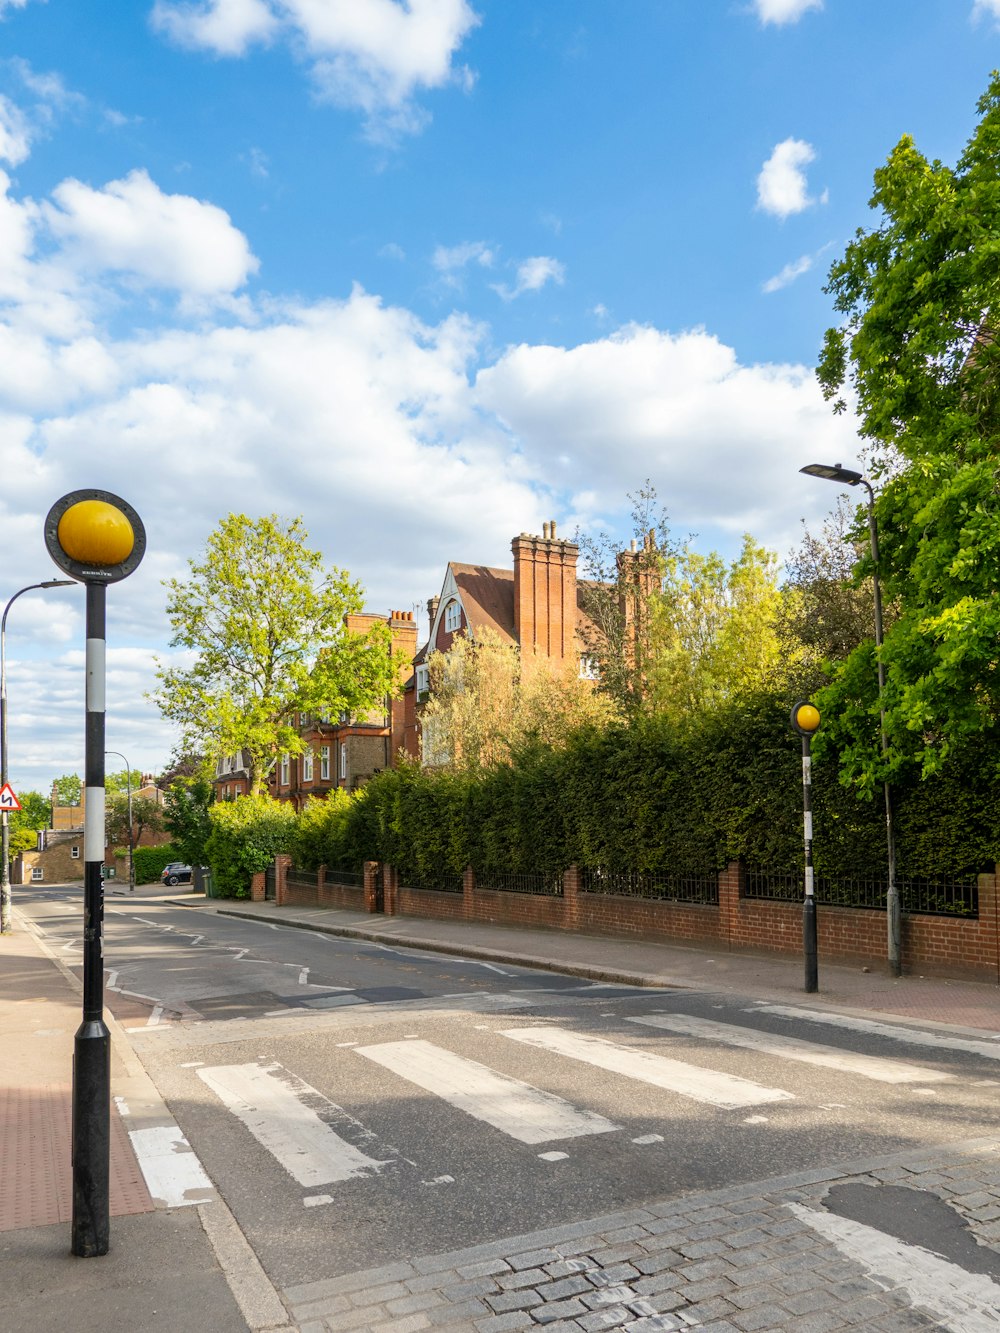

{"left": 302, "top": 748, "right": 313, "bottom": 781}
{"left": 416, "top": 664, "right": 429, "bottom": 694}
{"left": 579, "top": 654, "right": 599, "bottom": 680}
{"left": 31, "top": 868, "right": 43, "bottom": 881}
{"left": 444, "top": 600, "right": 461, "bottom": 632}
{"left": 340, "top": 742, "right": 347, "bottom": 780}
{"left": 70, "top": 845, "right": 80, "bottom": 859}
{"left": 320, "top": 746, "right": 330, "bottom": 780}
{"left": 280, "top": 753, "right": 290, "bottom": 785}
{"left": 224, "top": 784, "right": 231, "bottom": 800}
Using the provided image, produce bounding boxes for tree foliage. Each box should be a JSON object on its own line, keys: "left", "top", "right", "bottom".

{"left": 204, "top": 792, "right": 296, "bottom": 898}
{"left": 154, "top": 513, "right": 399, "bottom": 796}
{"left": 163, "top": 776, "right": 215, "bottom": 867}
{"left": 105, "top": 793, "right": 164, "bottom": 849}
{"left": 815, "top": 72, "right": 1000, "bottom": 785}
{"left": 52, "top": 773, "right": 81, "bottom": 806}
{"left": 7, "top": 790, "right": 50, "bottom": 859}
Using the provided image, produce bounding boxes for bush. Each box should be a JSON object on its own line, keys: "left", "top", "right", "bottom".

{"left": 204, "top": 794, "right": 296, "bottom": 898}
{"left": 133, "top": 844, "right": 179, "bottom": 884}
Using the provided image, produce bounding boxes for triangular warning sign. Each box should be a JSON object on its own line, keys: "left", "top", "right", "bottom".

{"left": 0, "top": 783, "right": 21, "bottom": 812}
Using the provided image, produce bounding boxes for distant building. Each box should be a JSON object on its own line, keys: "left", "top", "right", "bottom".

{"left": 14, "top": 776, "right": 165, "bottom": 884}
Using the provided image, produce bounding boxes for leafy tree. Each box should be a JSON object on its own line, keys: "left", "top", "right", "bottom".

{"left": 420, "top": 627, "right": 617, "bottom": 770}
{"left": 7, "top": 790, "right": 50, "bottom": 860}
{"left": 105, "top": 768, "right": 144, "bottom": 799}
{"left": 815, "top": 72, "right": 1000, "bottom": 785}
{"left": 105, "top": 793, "right": 164, "bottom": 849}
{"left": 651, "top": 535, "right": 803, "bottom": 720}
{"left": 163, "top": 776, "right": 215, "bottom": 867}
{"left": 52, "top": 773, "right": 81, "bottom": 806}
{"left": 153, "top": 513, "right": 400, "bottom": 795}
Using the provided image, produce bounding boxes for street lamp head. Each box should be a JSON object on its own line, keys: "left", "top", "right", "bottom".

{"left": 800, "top": 462, "right": 865, "bottom": 487}
{"left": 791, "top": 701, "right": 821, "bottom": 736}
{"left": 41, "top": 580, "right": 76, "bottom": 590}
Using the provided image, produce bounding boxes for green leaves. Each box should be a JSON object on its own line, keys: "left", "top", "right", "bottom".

{"left": 153, "top": 513, "right": 398, "bottom": 793}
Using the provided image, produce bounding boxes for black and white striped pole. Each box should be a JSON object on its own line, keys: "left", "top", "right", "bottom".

{"left": 45, "top": 491, "right": 145, "bottom": 1258}
{"left": 791, "top": 701, "right": 821, "bottom": 994}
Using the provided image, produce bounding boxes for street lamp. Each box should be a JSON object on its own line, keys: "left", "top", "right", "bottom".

{"left": 1, "top": 580, "right": 76, "bottom": 934}
{"left": 791, "top": 701, "right": 821, "bottom": 993}
{"left": 105, "top": 750, "right": 135, "bottom": 894}
{"left": 44, "top": 489, "right": 145, "bottom": 1259}
{"left": 800, "top": 462, "right": 900, "bottom": 977}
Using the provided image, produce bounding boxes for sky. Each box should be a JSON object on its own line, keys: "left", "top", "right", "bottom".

{"left": 1, "top": 0, "right": 998, "bottom": 797}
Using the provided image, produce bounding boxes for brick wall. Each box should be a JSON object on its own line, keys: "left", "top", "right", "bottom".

{"left": 267, "top": 859, "right": 1000, "bottom": 983}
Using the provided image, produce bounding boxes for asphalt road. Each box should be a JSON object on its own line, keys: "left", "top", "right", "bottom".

{"left": 19, "top": 886, "right": 1000, "bottom": 1292}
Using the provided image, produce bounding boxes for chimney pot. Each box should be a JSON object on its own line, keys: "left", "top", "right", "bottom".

{"left": 551, "top": 520, "right": 558, "bottom": 539}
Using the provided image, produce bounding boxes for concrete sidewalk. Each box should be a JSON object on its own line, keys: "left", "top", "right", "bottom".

{"left": 0, "top": 913, "right": 272, "bottom": 1333}
{"left": 191, "top": 893, "right": 1000, "bottom": 1036}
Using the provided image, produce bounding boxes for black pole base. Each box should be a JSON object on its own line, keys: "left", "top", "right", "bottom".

{"left": 803, "top": 897, "right": 818, "bottom": 994}
{"left": 71, "top": 1019, "right": 111, "bottom": 1257}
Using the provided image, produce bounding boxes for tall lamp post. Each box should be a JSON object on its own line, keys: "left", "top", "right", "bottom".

{"left": 104, "top": 750, "right": 134, "bottom": 894}
{"left": 1, "top": 580, "right": 75, "bottom": 934}
{"left": 44, "top": 490, "right": 145, "bottom": 1258}
{"left": 800, "top": 462, "right": 900, "bottom": 977}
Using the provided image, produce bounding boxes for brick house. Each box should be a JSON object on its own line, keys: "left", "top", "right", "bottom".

{"left": 212, "top": 609, "right": 419, "bottom": 809}
{"left": 404, "top": 521, "right": 602, "bottom": 760}
{"left": 15, "top": 777, "right": 166, "bottom": 884}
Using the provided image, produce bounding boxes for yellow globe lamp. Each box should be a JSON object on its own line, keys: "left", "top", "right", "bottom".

{"left": 58, "top": 500, "right": 135, "bottom": 567}
{"left": 791, "top": 701, "right": 821, "bottom": 735}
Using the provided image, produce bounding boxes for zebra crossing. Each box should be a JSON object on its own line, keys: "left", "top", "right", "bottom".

{"left": 191, "top": 1009, "right": 967, "bottom": 1201}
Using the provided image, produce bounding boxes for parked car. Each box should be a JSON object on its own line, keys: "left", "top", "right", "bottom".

{"left": 161, "top": 862, "right": 193, "bottom": 886}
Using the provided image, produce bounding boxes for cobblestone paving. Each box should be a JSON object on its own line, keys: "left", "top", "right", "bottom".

{"left": 282, "top": 1137, "right": 1000, "bottom": 1332}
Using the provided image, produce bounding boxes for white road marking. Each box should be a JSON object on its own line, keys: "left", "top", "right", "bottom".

{"left": 197, "top": 1063, "right": 391, "bottom": 1186}
{"left": 354, "top": 1039, "right": 619, "bottom": 1144}
{"left": 788, "top": 1202, "right": 1000, "bottom": 1331}
{"left": 298, "top": 969, "right": 309, "bottom": 985}
{"left": 180, "top": 1061, "right": 204, "bottom": 1068}
{"left": 422, "top": 1175, "right": 455, "bottom": 1186}
{"left": 744, "top": 1115, "right": 770, "bottom": 1124}
{"left": 106, "top": 969, "right": 119, "bottom": 991}
{"left": 147, "top": 1005, "right": 165, "bottom": 1027}
{"left": 632, "top": 1134, "right": 664, "bottom": 1144}
{"left": 632, "top": 1014, "right": 953, "bottom": 1085}
{"left": 475, "top": 962, "right": 514, "bottom": 976}
{"left": 303, "top": 1194, "right": 333, "bottom": 1208}
{"left": 501, "top": 1026, "right": 793, "bottom": 1109}
{"left": 538, "top": 1151, "right": 569, "bottom": 1162}
{"left": 754, "top": 1004, "right": 1000, "bottom": 1062}
{"left": 126, "top": 1124, "right": 214, "bottom": 1207}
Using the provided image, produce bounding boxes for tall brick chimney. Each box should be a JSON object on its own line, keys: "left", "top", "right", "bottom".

{"left": 512, "top": 520, "right": 579, "bottom": 670}
{"left": 427, "top": 595, "right": 440, "bottom": 627}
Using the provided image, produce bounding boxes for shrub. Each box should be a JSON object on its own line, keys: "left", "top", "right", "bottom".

{"left": 204, "top": 795, "right": 296, "bottom": 898}
{"left": 133, "top": 844, "right": 179, "bottom": 884}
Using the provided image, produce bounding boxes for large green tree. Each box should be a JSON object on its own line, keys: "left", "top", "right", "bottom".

{"left": 154, "top": 513, "right": 399, "bottom": 794}
{"left": 7, "top": 790, "right": 51, "bottom": 861}
{"left": 816, "top": 72, "right": 1000, "bottom": 787}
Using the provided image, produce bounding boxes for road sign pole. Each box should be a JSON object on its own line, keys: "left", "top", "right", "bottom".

{"left": 791, "top": 702, "right": 821, "bottom": 995}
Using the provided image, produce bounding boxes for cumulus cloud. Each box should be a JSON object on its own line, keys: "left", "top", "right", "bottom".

{"left": 756, "top": 138, "right": 825, "bottom": 218}
{"left": 0, "top": 94, "right": 31, "bottom": 164}
{"left": 492, "top": 255, "right": 565, "bottom": 301}
{"left": 43, "top": 169, "right": 258, "bottom": 295}
{"left": 433, "top": 239, "right": 494, "bottom": 287}
{"left": 762, "top": 252, "right": 813, "bottom": 293}
{"left": 152, "top": 0, "right": 481, "bottom": 137}
{"left": 752, "top": 0, "right": 823, "bottom": 23}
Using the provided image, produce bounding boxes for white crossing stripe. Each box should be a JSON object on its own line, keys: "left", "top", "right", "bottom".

{"left": 630, "top": 1014, "right": 954, "bottom": 1084}
{"left": 198, "top": 1063, "right": 391, "bottom": 1186}
{"left": 353, "top": 1039, "right": 619, "bottom": 1144}
{"left": 788, "top": 1202, "right": 1000, "bottom": 1331}
{"left": 754, "top": 1004, "right": 1000, "bottom": 1062}
{"left": 500, "top": 1026, "right": 793, "bottom": 1109}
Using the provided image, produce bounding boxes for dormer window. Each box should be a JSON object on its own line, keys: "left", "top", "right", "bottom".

{"left": 444, "top": 600, "right": 461, "bottom": 632}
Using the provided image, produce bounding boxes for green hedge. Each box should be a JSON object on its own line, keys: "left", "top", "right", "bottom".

{"left": 205, "top": 794, "right": 297, "bottom": 898}
{"left": 286, "top": 699, "right": 998, "bottom": 882}
{"left": 133, "top": 844, "right": 179, "bottom": 883}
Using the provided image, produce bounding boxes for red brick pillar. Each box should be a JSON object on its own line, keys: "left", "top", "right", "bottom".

{"left": 250, "top": 871, "right": 265, "bottom": 902}
{"left": 274, "top": 853, "right": 291, "bottom": 906}
{"left": 463, "top": 865, "right": 476, "bottom": 921}
{"left": 364, "top": 861, "right": 381, "bottom": 913}
{"left": 717, "top": 860, "right": 742, "bottom": 951}
{"left": 563, "top": 864, "right": 580, "bottom": 931}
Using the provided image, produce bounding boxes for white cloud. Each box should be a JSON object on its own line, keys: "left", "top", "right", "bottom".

{"left": 757, "top": 138, "right": 824, "bottom": 218}
{"left": 752, "top": 0, "right": 823, "bottom": 24}
{"left": 762, "top": 252, "right": 814, "bottom": 293}
{"left": 973, "top": 0, "right": 1000, "bottom": 24}
{"left": 152, "top": 0, "right": 481, "bottom": 137}
{"left": 43, "top": 168, "right": 259, "bottom": 295}
{"left": 492, "top": 255, "right": 565, "bottom": 301}
{"left": 0, "top": 0, "right": 34, "bottom": 16}
{"left": 0, "top": 93, "right": 31, "bottom": 164}
{"left": 150, "top": 0, "right": 279, "bottom": 56}
{"left": 433, "top": 240, "right": 494, "bottom": 287}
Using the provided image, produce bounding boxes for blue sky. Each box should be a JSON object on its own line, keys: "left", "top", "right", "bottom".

{"left": 1, "top": 0, "right": 998, "bottom": 793}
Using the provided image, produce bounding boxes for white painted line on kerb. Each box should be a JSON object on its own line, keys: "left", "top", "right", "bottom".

{"left": 788, "top": 1202, "right": 1000, "bottom": 1331}
{"left": 197, "top": 1063, "right": 391, "bottom": 1186}
{"left": 125, "top": 1124, "right": 215, "bottom": 1207}
{"left": 631, "top": 1014, "right": 954, "bottom": 1085}
{"left": 354, "top": 1039, "right": 619, "bottom": 1144}
{"left": 501, "top": 1026, "right": 794, "bottom": 1109}
{"left": 753, "top": 1004, "right": 1000, "bottom": 1062}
